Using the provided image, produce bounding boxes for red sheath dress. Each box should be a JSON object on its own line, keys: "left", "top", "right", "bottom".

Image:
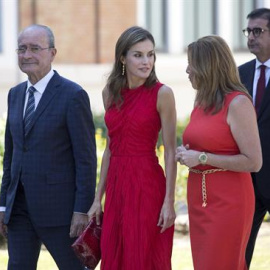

{"left": 183, "top": 92, "right": 254, "bottom": 270}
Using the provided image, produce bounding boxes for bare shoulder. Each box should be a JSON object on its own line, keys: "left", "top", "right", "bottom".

{"left": 158, "top": 84, "right": 174, "bottom": 97}
{"left": 157, "top": 84, "right": 175, "bottom": 104}
{"left": 157, "top": 84, "right": 175, "bottom": 111}
{"left": 227, "top": 94, "right": 255, "bottom": 124}
{"left": 229, "top": 94, "right": 253, "bottom": 110}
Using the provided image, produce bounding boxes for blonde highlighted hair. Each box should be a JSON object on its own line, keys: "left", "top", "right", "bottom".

{"left": 188, "top": 35, "right": 250, "bottom": 114}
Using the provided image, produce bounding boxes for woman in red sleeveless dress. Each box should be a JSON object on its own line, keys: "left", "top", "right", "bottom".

{"left": 88, "top": 26, "right": 176, "bottom": 270}
{"left": 176, "top": 36, "right": 262, "bottom": 270}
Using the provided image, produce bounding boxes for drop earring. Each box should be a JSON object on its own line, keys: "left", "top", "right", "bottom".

{"left": 122, "top": 64, "right": 125, "bottom": 76}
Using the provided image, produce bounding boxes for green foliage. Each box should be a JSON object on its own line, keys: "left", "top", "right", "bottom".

{"left": 176, "top": 117, "right": 189, "bottom": 146}
{"left": 93, "top": 113, "right": 107, "bottom": 139}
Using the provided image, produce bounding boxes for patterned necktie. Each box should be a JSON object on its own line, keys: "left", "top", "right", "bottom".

{"left": 24, "top": 86, "right": 36, "bottom": 135}
{"left": 255, "top": 65, "right": 266, "bottom": 114}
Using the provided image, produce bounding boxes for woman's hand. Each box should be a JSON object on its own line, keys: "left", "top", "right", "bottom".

{"left": 175, "top": 145, "right": 188, "bottom": 164}
{"left": 175, "top": 144, "right": 200, "bottom": 168}
{"left": 87, "top": 200, "right": 103, "bottom": 225}
{"left": 157, "top": 200, "right": 176, "bottom": 233}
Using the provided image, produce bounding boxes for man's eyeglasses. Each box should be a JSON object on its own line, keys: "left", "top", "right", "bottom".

{"left": 16, "top": 46, "right": 53, "bottom": 54}
{"left": 242, "top": 27, "right": 269, "bottom": 38}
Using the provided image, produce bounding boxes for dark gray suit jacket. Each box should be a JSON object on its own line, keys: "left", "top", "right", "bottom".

{"left": 0, "top": 71, "right": 97, "bottom": 226}
{"left": 239, "top": 60, "right": 270, "bottom": 198}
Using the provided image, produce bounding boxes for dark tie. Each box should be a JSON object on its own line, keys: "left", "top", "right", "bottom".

{"left": 24, "top": 86, "right": 36, "bottom": 135}
{"left": 255, "top": 65, "right": 266, "bottom": 114}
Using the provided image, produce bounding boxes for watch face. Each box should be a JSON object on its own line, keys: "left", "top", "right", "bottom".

{"left": 201, "top": 155, "right": 207, "bottom": 161}
{"left": 199, "top": 153, "right": 207, "bottom": 164}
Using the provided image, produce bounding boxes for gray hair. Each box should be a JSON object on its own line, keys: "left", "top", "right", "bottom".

{"left": 18, "top": 24, "right": 55, "bottom": 48}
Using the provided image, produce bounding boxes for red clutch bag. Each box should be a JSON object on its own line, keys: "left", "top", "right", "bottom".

{"left": 72, "top": 214, "right": 103, "bottom": 269}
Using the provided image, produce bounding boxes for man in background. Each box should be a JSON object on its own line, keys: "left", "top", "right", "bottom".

{"left": 239, "top": 8, "right": 270, "bottom": 269}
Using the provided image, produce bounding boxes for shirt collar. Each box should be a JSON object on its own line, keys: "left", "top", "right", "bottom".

{"left": 26, "top": 69, "right": 55, "bottom": 94}
{"left": 255, "top": 59, "right": 270, "bottom": 69}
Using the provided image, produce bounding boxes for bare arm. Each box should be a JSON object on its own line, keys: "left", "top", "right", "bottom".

{"left": 87, "top": 87, "right": 111, "bottom": 225}
{"left": 176, "top": 95, "right": 262, "bottom": 172}
{"left": 157, "top": 85, "right": 177, "bottom": 233}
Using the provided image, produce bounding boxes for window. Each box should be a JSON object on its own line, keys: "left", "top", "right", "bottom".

{"left": 183, "top": 0, "right": 217, "bottom": 48}
{"left": 233, "top": 0, "right": 256, "bottom": 50}
{"left": 183, "top": 0, "right": 256, "bottom": 51}
{"left": 145, "top": 0, "right": 167, "bottom": 52}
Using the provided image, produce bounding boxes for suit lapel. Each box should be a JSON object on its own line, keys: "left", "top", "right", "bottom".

{"left": 244, "top": 60, "right": 256, "bottom": 97}
{"left": 24, "top": 72, "right": 61, "bottom": 137}
{"left": 18, "top": 83, "right": 27, "bottom": 138}
{"left": 258, "top": 79, "right": 270, "bottom": 119}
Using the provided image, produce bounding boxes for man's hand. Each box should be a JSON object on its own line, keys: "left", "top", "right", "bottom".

{"left": 0, "top": 212, "right": 7, "bottom": 238}
{"left": 69, "top": 212, "right": 89, "bottom": 238}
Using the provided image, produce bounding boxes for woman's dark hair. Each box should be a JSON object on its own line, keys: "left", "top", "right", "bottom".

{"left": 107, "top": 26, "right": 158, "bottom": 107}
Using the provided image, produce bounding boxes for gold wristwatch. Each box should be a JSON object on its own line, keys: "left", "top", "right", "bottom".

{"left": 199, "top": 152, "right": 208, "bottom": 165}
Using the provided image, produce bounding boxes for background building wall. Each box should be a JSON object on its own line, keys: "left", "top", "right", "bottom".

{"left": 19, "top": 0, "right": 136, "bottom": 63}
{"left": 98, "top": 0, "right": 136, "bottom": 63}
{"left": 0, "top": 0, "right": 269, "bottom": 119}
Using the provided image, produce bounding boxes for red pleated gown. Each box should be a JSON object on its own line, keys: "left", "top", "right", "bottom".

{"left": 101, "top": 82, "right": 174, "bottom": 270}
{"left": 183, "top": 92, "right": 255, "bottom": 270}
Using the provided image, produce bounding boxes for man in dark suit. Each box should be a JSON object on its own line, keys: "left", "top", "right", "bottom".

{"left": 0, "top": 24, "right": 97, "bottom": 269}
{"left": 239, "top": 8, "right": 270, "bottom": 269}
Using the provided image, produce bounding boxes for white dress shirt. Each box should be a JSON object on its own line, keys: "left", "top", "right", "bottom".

{"left": 23, "top": 69, "right": 55, "bottom": 116}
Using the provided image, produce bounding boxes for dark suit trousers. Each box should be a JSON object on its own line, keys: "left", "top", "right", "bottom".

{"left": 246, "top": 175, "right": 270, "bottom": 269}
{"left": 7, "top": 181, "right": 84, "bottom": 270}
